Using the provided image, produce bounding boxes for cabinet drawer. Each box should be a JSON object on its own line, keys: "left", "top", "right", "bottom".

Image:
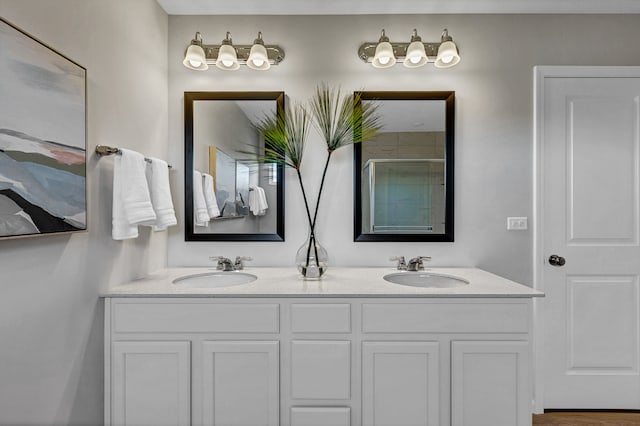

{"left": 113, "top": 301, "right": 279, "bottom": 333}
{"left": 362, "top": 302, "right": 529, "bottom": 333}
{"left": 291, "top": 304, "right": 351, "bottom": 333}
{"left": 291, "top": 407, "right": 350, "bottom": 426}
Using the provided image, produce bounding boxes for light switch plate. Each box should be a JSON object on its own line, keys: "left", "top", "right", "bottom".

{"left": 507, "top": 217, "right": 528, "bottom": 230}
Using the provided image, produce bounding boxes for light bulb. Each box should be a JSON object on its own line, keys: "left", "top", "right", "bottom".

{"left": 434, "top": 30, "right": 460, "bottom": 68}
{"left": 183, "top": 36, "right": 208, "bottom": 71}
{"left": 216, "top": 33, "right": 240, "bottom": 70}
{"left": 372, "top": 30, "right": 396, "bottom": 68}
{"left": 403, "top": 30, "right": 428, "bottom": 68}
{"left": 247, "top": 32, "right": 271, "bottom": 71}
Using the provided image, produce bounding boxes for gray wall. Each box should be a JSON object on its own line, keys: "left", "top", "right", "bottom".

{"left": 0, "top": 1, "right": 168, "bottom": 425}
{"left": 168, "top": 14, "right": 640, "bottom": 284}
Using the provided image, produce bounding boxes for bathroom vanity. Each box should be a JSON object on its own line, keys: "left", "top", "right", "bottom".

{"left": 103, "top": 267, "right": 542, "bottom": 426}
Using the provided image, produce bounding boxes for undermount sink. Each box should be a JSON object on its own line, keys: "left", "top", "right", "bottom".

{"left": 383, "top": 272, "right": 469, "bottom": 288}
{"left": 173, "top": 271, "right": 257, "bottom": 288}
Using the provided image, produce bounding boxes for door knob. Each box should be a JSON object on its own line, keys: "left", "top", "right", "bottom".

{"left": 548, "top": 255, "right": 566, "bottom": 267}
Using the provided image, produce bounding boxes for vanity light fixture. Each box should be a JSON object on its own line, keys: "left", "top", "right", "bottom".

{"left": 359, "top": 28, "right": 460, "bottom": 69}
{"left": 182, "top": 31, "right": 285, "bottom": 71}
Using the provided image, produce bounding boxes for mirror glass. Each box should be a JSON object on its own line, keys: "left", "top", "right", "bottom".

{"left": 185, "top": 92, "right": 284, "bottom": 241}
{"left": 354, "top": 91, "right": 454, "bottom": 242}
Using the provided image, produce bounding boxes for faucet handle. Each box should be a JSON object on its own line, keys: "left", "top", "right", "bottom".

{"left": 234, "top": 256, "right": 253, "bottom": 270}
{"left": 407, "top": 256, "right": 431, "bottom": 271}
{"left": 389, "top": 256, "right": 407, "bottom": 270}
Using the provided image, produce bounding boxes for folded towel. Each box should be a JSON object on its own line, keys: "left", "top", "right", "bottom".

{"left": 249, "top": 185, "right": 268, "bottom": 216}
{"left": 112, "top": 149, "right": 156, "bottom": 240}
{"left": 202, "top": 173, "right": 221, "bottom": 218}
{"left": 193, "top": 170, "right": 210, "bottom": 227}
{"left": 142, "top": 158, "right": 177, "bottom": 231}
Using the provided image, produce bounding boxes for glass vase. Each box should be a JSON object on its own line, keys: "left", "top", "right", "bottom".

{"left": 295, "top": 230, "right": 328, "bottom": 279}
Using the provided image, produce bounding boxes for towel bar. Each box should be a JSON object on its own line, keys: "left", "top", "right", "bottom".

{"left": 95, "top": 145, "right": 172, "bottom": 168}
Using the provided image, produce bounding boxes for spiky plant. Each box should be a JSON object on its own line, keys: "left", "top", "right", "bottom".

{"left": 258, "top": 102, "right": 309, "bottom": 171}
{"left": 253, "top": 102, "right": 321, "bottom": 268}
{"left": 251, "top": 85, "right": 382, "bottom": 274}
{"left": 308, "top": 83, "right": 382, "bottom": 242}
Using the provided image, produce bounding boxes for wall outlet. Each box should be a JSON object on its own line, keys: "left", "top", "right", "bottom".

{"left": 507, "top": 217, "right": 528, "bottom": 231}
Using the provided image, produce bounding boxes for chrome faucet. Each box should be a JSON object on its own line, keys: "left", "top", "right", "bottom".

{"left": 211, "top": 256, "right": 235, "bottom": 271}
{"left": 390, "top": 255, "right": 431, "bottom": 271}
{"left": 210, "top": 256, "right": 252, "bottom": 271}
{"left": 407, "top": 256, "right": 431, "bottom": 271}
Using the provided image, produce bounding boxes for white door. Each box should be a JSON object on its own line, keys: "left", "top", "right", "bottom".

{"left": 536, "top": 67, "right": 640, "bottom": 409}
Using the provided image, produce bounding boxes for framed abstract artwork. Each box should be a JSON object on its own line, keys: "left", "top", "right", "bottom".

{"left": 0, "top": 17, "right": 87, "bottom": 239}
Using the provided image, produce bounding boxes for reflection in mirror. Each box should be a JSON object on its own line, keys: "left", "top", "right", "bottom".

{"left": 185, "top": 92, "right": 284, "bottom": 241}
{"left": 354, "top": 92, "right": 454, "bottom": 242}
{"left": 209, "top": 147, "right": 251, "bottom": 219}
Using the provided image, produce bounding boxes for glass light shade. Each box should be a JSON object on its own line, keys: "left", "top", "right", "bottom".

{"left": 216, "top": 44, "right": 239, "bottom": 70}
{"left": 247, "top": 43, "right": 270, "bottom": 70}
{"left": 403, "top": 40, "right": 428, "bottom": 68}
{"left": 183, "top": 44, "right": 208, "bottom": 70}
{"left": 434, "top": 40, "right": 460, "bottom": 68}
{"left": 372, "top": 41, "right": 396, "bottom": 68}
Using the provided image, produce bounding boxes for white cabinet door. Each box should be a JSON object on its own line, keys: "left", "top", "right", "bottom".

{"left": 111, "top": 341, "right": 191, "bottom": 426}
{"left": 201, "top": 340, "right": 279, "bottom": 426}
{"left": 362, "top": 341, "right": 440, "bottom": 426}
{"left": 451, "top": 341, "right": 529, "bottom": 426}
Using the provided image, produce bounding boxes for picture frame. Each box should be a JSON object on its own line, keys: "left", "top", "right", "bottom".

{"left": 0, "top": 17, "right": 87, "bottom": 240}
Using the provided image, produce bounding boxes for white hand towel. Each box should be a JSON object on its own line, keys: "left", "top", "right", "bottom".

{"left": 193, "top": 170, "right": 210, "bottom": 227}
{"left": 202, "top": 173, "right": 221, "bottom": 218}
{"left": 257, "top": 186, "right": 268, "bottom": 214}
{"left": 142, "top": 158, "right": 177, "bottom": 231}
{"left": 249, "top": 185, "right": 269, "bottom": 216}
{"left": 112, "top": 149, "right": 156, "bottom": 240}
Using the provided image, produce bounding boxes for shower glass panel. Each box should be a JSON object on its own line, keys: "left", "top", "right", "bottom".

{"left": 362, "top": 159, "right": 445, "bottom": 233}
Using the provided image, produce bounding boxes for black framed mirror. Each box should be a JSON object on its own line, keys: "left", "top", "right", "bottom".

{"left": 184, "top": 91, "right": 285, "bottom": 241}
{"left": 354, "top": 91, "right": 454, "bottom": 242}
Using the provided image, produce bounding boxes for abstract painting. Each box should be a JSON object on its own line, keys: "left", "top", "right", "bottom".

{"left": 0, "top": 17, "right": 86, "bottom": 239}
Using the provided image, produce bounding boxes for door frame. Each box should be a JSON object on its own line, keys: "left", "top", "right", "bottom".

{"left": 533, "top": 66, "right": 640, "bottom": 413}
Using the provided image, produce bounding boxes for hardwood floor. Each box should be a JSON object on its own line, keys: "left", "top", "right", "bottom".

{"left": 533, "top": 412, "right": 640, "bottom": 425}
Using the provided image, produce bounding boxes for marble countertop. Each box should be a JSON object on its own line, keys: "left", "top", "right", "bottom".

{"left": 103, "top": 267, "right": 544, "bottom": 298}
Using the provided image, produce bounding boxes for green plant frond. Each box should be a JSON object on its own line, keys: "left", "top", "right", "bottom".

{"left": 355, "top": 97, "right": 384, "bottom": 144}
{"left": 310, "top": 83, "right": 383, "bottom": 152}
{"left": 251, "top": 102, "right": 311, "bottom": 170}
